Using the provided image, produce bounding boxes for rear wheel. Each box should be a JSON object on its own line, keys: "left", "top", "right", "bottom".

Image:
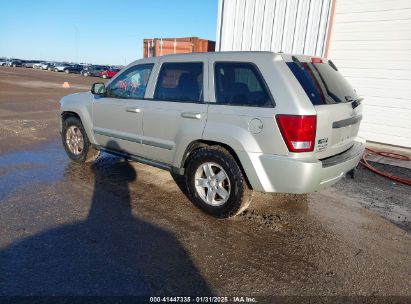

{"left": 185, "top": 146, "right": 252, "bottom": 218}
{"left": 65, "top": 69, "right": 70, "bottom": 74}
{"left": 62, "top": 116, "right": 99, "bottom": 163}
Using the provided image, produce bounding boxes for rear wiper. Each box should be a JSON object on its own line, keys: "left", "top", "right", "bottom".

{"left": 328, "top": 59, "right": 338, "bottom": 71}
{"left": 351, "top": 98, "right": 364, "bottom": 109}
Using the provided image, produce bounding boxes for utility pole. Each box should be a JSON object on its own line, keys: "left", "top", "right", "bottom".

{"left": 74, "top": 26, "right": 79, "bottom": 63}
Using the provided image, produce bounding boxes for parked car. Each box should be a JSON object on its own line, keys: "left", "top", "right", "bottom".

{"left": 64, "top": 64, "right": 84, "bottom": 74}
{"left": 54, "top": 63, "right": 71, "bottom": 72}
{"left": 7, "top": 59, "right": 23, "bottom": 67}
{"left": 23, "top": 60, "right": 42, "bottom": 68}
{"left": 47, "top": 63, "right": 57, "bottom": 71}
{"left": 81, "top": 65, "right": 109, "bottom": 77}
{"left": 59, "top": 52, "right": 365, "bottom": 218}
{"left": 0, "top": 58, "right": 8, "bottom": 66}
{"left": 33, "top": 62, "right": 45, "bottom": 69}
{"left": 39, "top": 62, "right": 53, "bottom": 70}
{"left": 100, "top": 67, "right": 121, "bottom": 79}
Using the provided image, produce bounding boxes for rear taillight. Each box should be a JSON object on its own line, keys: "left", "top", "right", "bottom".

{"left": 276, "top": 115, "right": 317, "bottom": 152}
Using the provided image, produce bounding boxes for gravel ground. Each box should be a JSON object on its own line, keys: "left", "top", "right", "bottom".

{"left": 335, "top": 162, "right": 411, "bottom": 232}
{"left": 0, "top": 67, "right": 410, "bottom": 299}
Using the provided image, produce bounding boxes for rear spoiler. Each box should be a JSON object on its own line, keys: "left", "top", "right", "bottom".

{"left": 288, "top": 55, "right": 339, "bottom": 72}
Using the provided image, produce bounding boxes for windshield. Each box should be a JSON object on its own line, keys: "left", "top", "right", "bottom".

{"left": 287, "top": 60, "right": 358, "bottom": 105}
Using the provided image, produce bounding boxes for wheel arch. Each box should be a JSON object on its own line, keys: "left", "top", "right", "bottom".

{"left": 60, "top": 109, "right": 96, "bottom": 144}
{"left": 61, "top": 110, "right": 81, "bottom": 121}
{"left": 180, "top": 140, "right": 255, "bottom": 189}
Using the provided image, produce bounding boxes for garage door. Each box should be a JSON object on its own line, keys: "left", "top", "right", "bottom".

{"left": 327, "top": 0, "right": 411, "bottom": 148}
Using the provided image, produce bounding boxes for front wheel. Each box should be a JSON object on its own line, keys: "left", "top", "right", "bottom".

{"left": 65, "top": 69, "right": 70, "bottom": 74}
{"left": 62, "top": 116, "right": 100, "bottom": 163}
{"left": 185, "top": 146, "right": 252, "bottom": 218}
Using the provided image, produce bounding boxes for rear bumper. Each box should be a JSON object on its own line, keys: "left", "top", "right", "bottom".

{"left": 239, "top": 140, "right": 365, "bottom": 193}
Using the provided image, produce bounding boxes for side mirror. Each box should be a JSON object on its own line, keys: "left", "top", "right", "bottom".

{"left": 91, "top": 83, "right": 106, "bottom": 96}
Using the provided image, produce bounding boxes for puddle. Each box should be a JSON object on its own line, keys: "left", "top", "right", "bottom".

{"left": 0, "top": 141, "right": 68, "bottom": 200}
{"left": 0, "top": 141, "right": 130, "bottom": 202}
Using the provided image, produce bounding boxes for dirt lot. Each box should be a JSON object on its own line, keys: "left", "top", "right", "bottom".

{"left": 0, "top": 67, "right": 410, "bottom": 299}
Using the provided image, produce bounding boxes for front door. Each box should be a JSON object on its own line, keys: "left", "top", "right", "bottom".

{"left": 92, "top": 64, "right": 154, "bottom": 155}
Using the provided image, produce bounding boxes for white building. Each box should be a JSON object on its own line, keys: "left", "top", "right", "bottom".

{"left": 216, "top": 0, "right": 411, "bottom": 148}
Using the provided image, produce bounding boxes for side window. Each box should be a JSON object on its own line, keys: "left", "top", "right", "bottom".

{"left": 214, "top": 62, "right": 272, "bottom": 107}
{"left": 154, "top": 62, "right": 203, "bottom": 102}
{"left": 107, "top": 64, "right": 153, "bottom": 99}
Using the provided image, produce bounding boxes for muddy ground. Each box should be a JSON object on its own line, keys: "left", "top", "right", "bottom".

{"left": 0, "top": 67, "right": 410, "bottom": 299}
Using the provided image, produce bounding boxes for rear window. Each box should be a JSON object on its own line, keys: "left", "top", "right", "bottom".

{"left": 214, "top": 62, "right": 272, "bottom": 107}
{"left": 287, "top": 60, "right": 358, "bottom": 105}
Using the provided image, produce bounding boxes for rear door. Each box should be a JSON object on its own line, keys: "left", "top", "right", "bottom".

{"left": 284, "top": 55, "right": 363, "bottom": 159}
{"left": 140, "top": 56, "right": 208, "bottom": 165}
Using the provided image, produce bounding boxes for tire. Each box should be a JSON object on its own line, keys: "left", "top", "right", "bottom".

{"left": 13, "top": 64, "right": 16, "bottom": 67}
{"left": 65, "top": 69, "right": 70, "bottom": 74}
{"left": 83, "top": 72, "right": 89, "bottom": 77}
{"left": 102, "top": 74, "right": 107, "bottom": 79}
{"left": 61, "top": 116, "right": 100, "bottom": 163}
{"left": 185, "top": 146, "right": 252, "bottom": 218}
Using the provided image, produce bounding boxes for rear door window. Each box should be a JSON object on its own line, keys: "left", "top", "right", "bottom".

{"left": 154, "top": 62, "right": 203, "bottom": 102}
{"left": 214, "top": 62, "right": 272, "bottom": 107}
{"left": 287, "top": 60, "right": 358, "bottom": 105}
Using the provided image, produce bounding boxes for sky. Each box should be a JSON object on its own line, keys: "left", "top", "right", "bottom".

{"left": 0, "top": 0, "right": 218, "bottom": 65}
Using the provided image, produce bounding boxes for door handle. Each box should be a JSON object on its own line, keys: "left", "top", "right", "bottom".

{"left": 126, "top": 107, "right": 141, "bottom": 113}
{"left": 181, "top": 112, "right": 202, "bottom": 119}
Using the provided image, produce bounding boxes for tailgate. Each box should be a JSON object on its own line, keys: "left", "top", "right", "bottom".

{"left": 284, "top": 54, "right": 363, "bottom": 159}
{"left": 315, "top": 102, "right": 363, "bottom": 159}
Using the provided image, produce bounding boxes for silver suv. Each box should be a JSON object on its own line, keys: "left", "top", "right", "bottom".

{"left": 60, "top": 52, "right": 365, "bottom": 218}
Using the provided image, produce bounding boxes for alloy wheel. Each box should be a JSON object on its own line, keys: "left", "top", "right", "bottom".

{"left": 65, "top": 126, "right": 84, "bottom": 155}
{"left": 194, "top": 162, "right": 231, "bottom": 206}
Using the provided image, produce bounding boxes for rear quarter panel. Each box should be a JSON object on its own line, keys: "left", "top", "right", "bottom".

{"left": 205, "top": 52, "right": 316, "bottom": 156}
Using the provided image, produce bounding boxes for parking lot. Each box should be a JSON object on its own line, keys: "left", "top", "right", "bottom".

{"left": 0, "top": 66, "right": 410, "bottom": 297}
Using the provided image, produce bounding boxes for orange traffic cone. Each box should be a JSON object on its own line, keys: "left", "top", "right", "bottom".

{"left": 62, "top": 82, "right": 70, "bottom": 88}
